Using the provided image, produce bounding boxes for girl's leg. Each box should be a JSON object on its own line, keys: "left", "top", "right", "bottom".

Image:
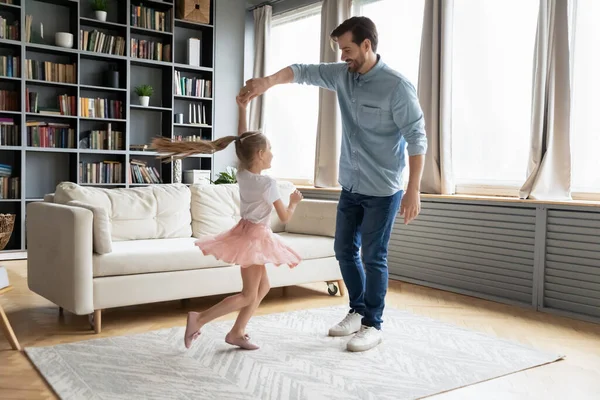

{"left": 184, "top": 264, "right": 263, "bottom": 348}
{"left": 228, "top": 265, "right": 270, "bottom": 339}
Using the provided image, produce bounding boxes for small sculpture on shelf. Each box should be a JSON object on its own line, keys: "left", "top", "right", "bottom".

{"left": 91, "top": 0, "right": 108, "bottom": 22}
{"left": 134, "top": 85, "right": 154, "bottom": 107}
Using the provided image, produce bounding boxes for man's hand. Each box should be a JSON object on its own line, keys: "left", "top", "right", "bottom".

{"left": 239, "top": 77, "right": 270, "bottom": 102}
{"left": 400, "top": 188, "right": 420, "bottom": 225}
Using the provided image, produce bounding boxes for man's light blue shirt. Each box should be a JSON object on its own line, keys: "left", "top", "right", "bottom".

{"left": 290, "top": 57, "right": 427, "bottom": 197}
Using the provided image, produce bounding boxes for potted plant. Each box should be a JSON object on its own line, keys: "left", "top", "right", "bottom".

{"left": 212, "top": 167, "right": 237, "bottom": 184}
{"left": 91, "top": 0, "right": 108, "bottom": 22}
{"left": 134, "top": 84, "right": 153, "bottom": 107}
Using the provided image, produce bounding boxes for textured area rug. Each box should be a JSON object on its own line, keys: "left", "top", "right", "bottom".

{"left": 25, "top": 306, "right": 562, "bottom": 400}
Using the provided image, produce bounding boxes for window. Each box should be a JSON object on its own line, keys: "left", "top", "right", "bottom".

{"left": 451, "top": 0, "right": 539, "bottom": 190}
{"left": 571, "top": 0, "right": 600, "bottom": 196}
{"left": 265, "top": 4, "right": 322, "bottom": 183}
{"left": 353, "top": 0, "right": 425, "bottom": 186}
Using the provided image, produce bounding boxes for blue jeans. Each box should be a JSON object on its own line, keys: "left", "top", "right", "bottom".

{"left": 334, "top": 188, "right": 403, "bottom": 330}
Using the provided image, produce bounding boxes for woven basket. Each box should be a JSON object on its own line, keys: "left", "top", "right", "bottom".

{"left": 177, "top": 0, "right": 211, "bottom": 24}
{"left": 0, "top": 213, "right": 15, "bottom": 251}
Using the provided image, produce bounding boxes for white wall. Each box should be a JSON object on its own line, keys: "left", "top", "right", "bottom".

{"left": 213, "top": 0, "right": 247, "bottom": 179}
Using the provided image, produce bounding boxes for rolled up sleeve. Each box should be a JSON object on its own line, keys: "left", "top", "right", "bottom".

{"left": 392, "top": 80, "right": 428, "bottom": 156}
{"left": 290, "top": 63, "right": 345, "bottom": 92}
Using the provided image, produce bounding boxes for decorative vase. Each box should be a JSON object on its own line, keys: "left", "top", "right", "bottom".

{"left": 139, "top": 96, "right": 149, "bottom": 107}
{"left": 55, "top": 32, "right": 73, "bottom": 48}
{"left": 104, "top": 69, "right": 119, "bottom": 88}
{"left": 174, "top": 160, "right": 182, "bottom": 183}
{"left": 95, "top": 11, "right": 107, "bottom": 22}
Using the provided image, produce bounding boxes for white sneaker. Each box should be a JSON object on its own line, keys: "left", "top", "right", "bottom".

{"left": 328, "top": 311, "right": 363, "bottom": 337}
{"left": 346, "top": 325, "right": 382, "bottom": 352}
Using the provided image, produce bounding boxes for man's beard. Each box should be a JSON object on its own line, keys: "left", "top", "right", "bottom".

{"left": 346, "top": 57, "right": 364, "bottom": 73}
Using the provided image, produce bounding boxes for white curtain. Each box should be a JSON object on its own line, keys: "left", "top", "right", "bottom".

{"left": 313, "top": 0, "right": 352, "bottom": 188}
{"left": 249, "top": 5, "right": 272, "bottom": 132}
{"left": 417, "top": 0, "right": 454, "bottom": 195}
{"left": 519, "top": 0, "right": 572, "bottom": 200}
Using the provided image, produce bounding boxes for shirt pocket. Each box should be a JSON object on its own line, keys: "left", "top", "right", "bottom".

{"left": 358, "top": 105, "right": 394, "bottom": 132}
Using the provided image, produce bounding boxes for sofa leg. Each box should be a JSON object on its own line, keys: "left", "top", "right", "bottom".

{"left": 90, "top": 310, "right": 102, "bottom": 334}
{"left": 58, "top": 307, "right": 63, "bottom": 316}
{"left": 337, "top": 280, "right": 346, "bottom": 297}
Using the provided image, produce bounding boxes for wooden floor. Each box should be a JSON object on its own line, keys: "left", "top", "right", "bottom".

{"left": 1, "top": 260, "right": 600, "bottom": 400}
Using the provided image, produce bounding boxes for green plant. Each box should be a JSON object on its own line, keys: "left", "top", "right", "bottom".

{"left": 134, "top": 84, "right": 153, "bottom": 97}
{"left": 212, "top": 167, "right": 237, "bottom": 184}
{"left": 91, "top": 0, "right": 108, "bottom": 12}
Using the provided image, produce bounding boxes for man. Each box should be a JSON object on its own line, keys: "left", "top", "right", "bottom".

{"left": 240, "top": 17, "right": 427, "bottom": 352}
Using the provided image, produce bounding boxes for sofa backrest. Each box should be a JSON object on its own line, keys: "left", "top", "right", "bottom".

{"left": 190, "top": 180, "right": 296, "bottom": 237}
{"left": 54, "top": 182, "right": 192, "bottom": 241}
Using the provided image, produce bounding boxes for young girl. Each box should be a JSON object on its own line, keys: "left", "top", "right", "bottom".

{"left": 151, "top": 95, "right": 303, "bottom": 350}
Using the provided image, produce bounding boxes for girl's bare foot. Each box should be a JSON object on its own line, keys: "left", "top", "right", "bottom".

{"left": 184, "top": 312, "right": 202, "bottom": 349}
{"left": 225, "top": 332, "right": 259, "bottom": 350}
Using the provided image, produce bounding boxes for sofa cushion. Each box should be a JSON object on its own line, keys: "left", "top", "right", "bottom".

{"left": 277, "top": 233, "right": 335, "bottom": 260}
{"left": 93, "top": 238, "right": 229, "bottom": 277}
{"left": 190, "top": 180, "right": 296, "bottom": 238}
{"left": 67, "top": 200, "right": 112, "bottom": 254}
{"left": 54, "top": 182, "right": 192, "bottom": 241}
{"left": 93, "top": 233, "right": 334, "bottom": 277}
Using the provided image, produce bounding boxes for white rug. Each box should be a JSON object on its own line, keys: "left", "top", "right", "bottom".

{"left": 25, "top": 306, "right": 562, "bottom": 400}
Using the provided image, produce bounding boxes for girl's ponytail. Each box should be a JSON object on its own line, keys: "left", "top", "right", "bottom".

{"left": 151, "top": 135, "right": 238, "bottom": 162}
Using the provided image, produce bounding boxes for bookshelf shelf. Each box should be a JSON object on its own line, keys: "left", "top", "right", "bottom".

{"left": 79, "top": 84, "right": 127, "bottom": 93}
{"left": 174, "top": 19, "right": 213, "bottom": 30}
{"left": 26, "top": 80, "right": 78, "bottom": 88}
{"left": 174, "top": 95, "right": 213, "bottom": 101}
{"left": 0, "top": 0, "right": 217, "bottom": 252}
{"left": 79, "top": 17, "right": 128, "bottom": 31}
{"left": 174, "top": 63, "right": 213, "bottom": 73}
{"left": 130, "top": 105, "right": 171, "bottom": 112}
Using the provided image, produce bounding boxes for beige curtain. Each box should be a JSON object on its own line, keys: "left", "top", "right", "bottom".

{"left": 417, "top": 0, "right": 454, "bottom": 195}
{"left": 249, "top": 5, "right": 272, "bottom": 132}
{"left": 519, "top": 0, "right": 572, "bottom": 200}
{"left": 313, "top": 0, "right": 351, "bottom": 188}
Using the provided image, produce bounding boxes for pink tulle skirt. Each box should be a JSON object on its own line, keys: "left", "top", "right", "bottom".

{"left": 194, "top": 219, "right": 302, "bottom": 268}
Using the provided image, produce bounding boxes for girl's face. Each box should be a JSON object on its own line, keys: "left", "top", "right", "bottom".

{"left": 257, "top": 140, "right": 273, "bottom": 170}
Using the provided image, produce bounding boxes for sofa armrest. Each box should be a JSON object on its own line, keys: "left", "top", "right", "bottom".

{"left": 26, "top": 202, "right": 94, "bottom": 315}
{"left": 285, "top": 200, "right": 338, "bottom": 238}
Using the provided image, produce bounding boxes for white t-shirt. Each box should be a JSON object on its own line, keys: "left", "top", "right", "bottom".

{"left": 237, "top": 169, "right": 280, "bottom": 225}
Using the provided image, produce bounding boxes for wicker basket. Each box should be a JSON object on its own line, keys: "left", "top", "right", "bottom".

{"left": 0, "top": 213, "right": 15, "bottom": 251}
{"left": 177, "top": 0, "right": 211, "bottom": 24}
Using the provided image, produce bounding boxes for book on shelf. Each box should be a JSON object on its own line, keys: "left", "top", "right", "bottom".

{"left": 81, "top": 30, "right": 126, "bottom": 56}
{"left": 0, "top": 55, "right": 19, "bottom": 78}
{"left": 0, "top": 17, "right": 19, "bottom": 41}
{"left": 174, "top": 135, "right": 206, "bottom": 142}
{"left": 25, "top": 91, "right": 76, "bottom": 116}
{"left": 81, "top": 123, "right": 123, "bottom": 151}
{"left": 79, "top": 161, "right": 123, "bottom": 184}
{"left": 26, "top": 121, "right": 75, "bottom": 148}
{"left": 174, "top": 71, "right": 211, "bottom": 98}
{"left": 0, "top": 163, "right": 18, "bottom": 199}
{"left": 131, "top": 5, "right": 172, "bottom": 33}
{"left": 0, "top": 90, "right": 18, "bottom": 111}
{"left": 131, "top": 39, "right": 171, "bottom": 62}
{"left": 25, "top": 60, "right": 77, "bottom": 84}
{"left": 188, "top": 103, "right": 208, "bottom": 125}
{"left": 0, "top": 0, "right": 15, "bottom": 5}
{"left": 80, "top": 98, "right": 124, "bottom": 119}
{"left": 130, "top": 159, "right": 162, "bottom": 184}
{"left": 0, "top": 117, "right": 18, "bottom": 146}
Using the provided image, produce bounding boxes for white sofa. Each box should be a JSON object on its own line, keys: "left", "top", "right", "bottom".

{"left": 26, "top": 181, "right": 343, "bottom": 333}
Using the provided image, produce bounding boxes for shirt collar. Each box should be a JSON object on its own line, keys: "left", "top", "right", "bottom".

{"left": 354, "top": 54, "right": 384, "bottom": 83}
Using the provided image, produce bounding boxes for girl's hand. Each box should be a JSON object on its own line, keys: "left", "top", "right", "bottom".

{"left": 290, "top": 190, "right": 303, "bottom": 205}
{"left": 236, "top": 95, "right": 250, "bottom": 109}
